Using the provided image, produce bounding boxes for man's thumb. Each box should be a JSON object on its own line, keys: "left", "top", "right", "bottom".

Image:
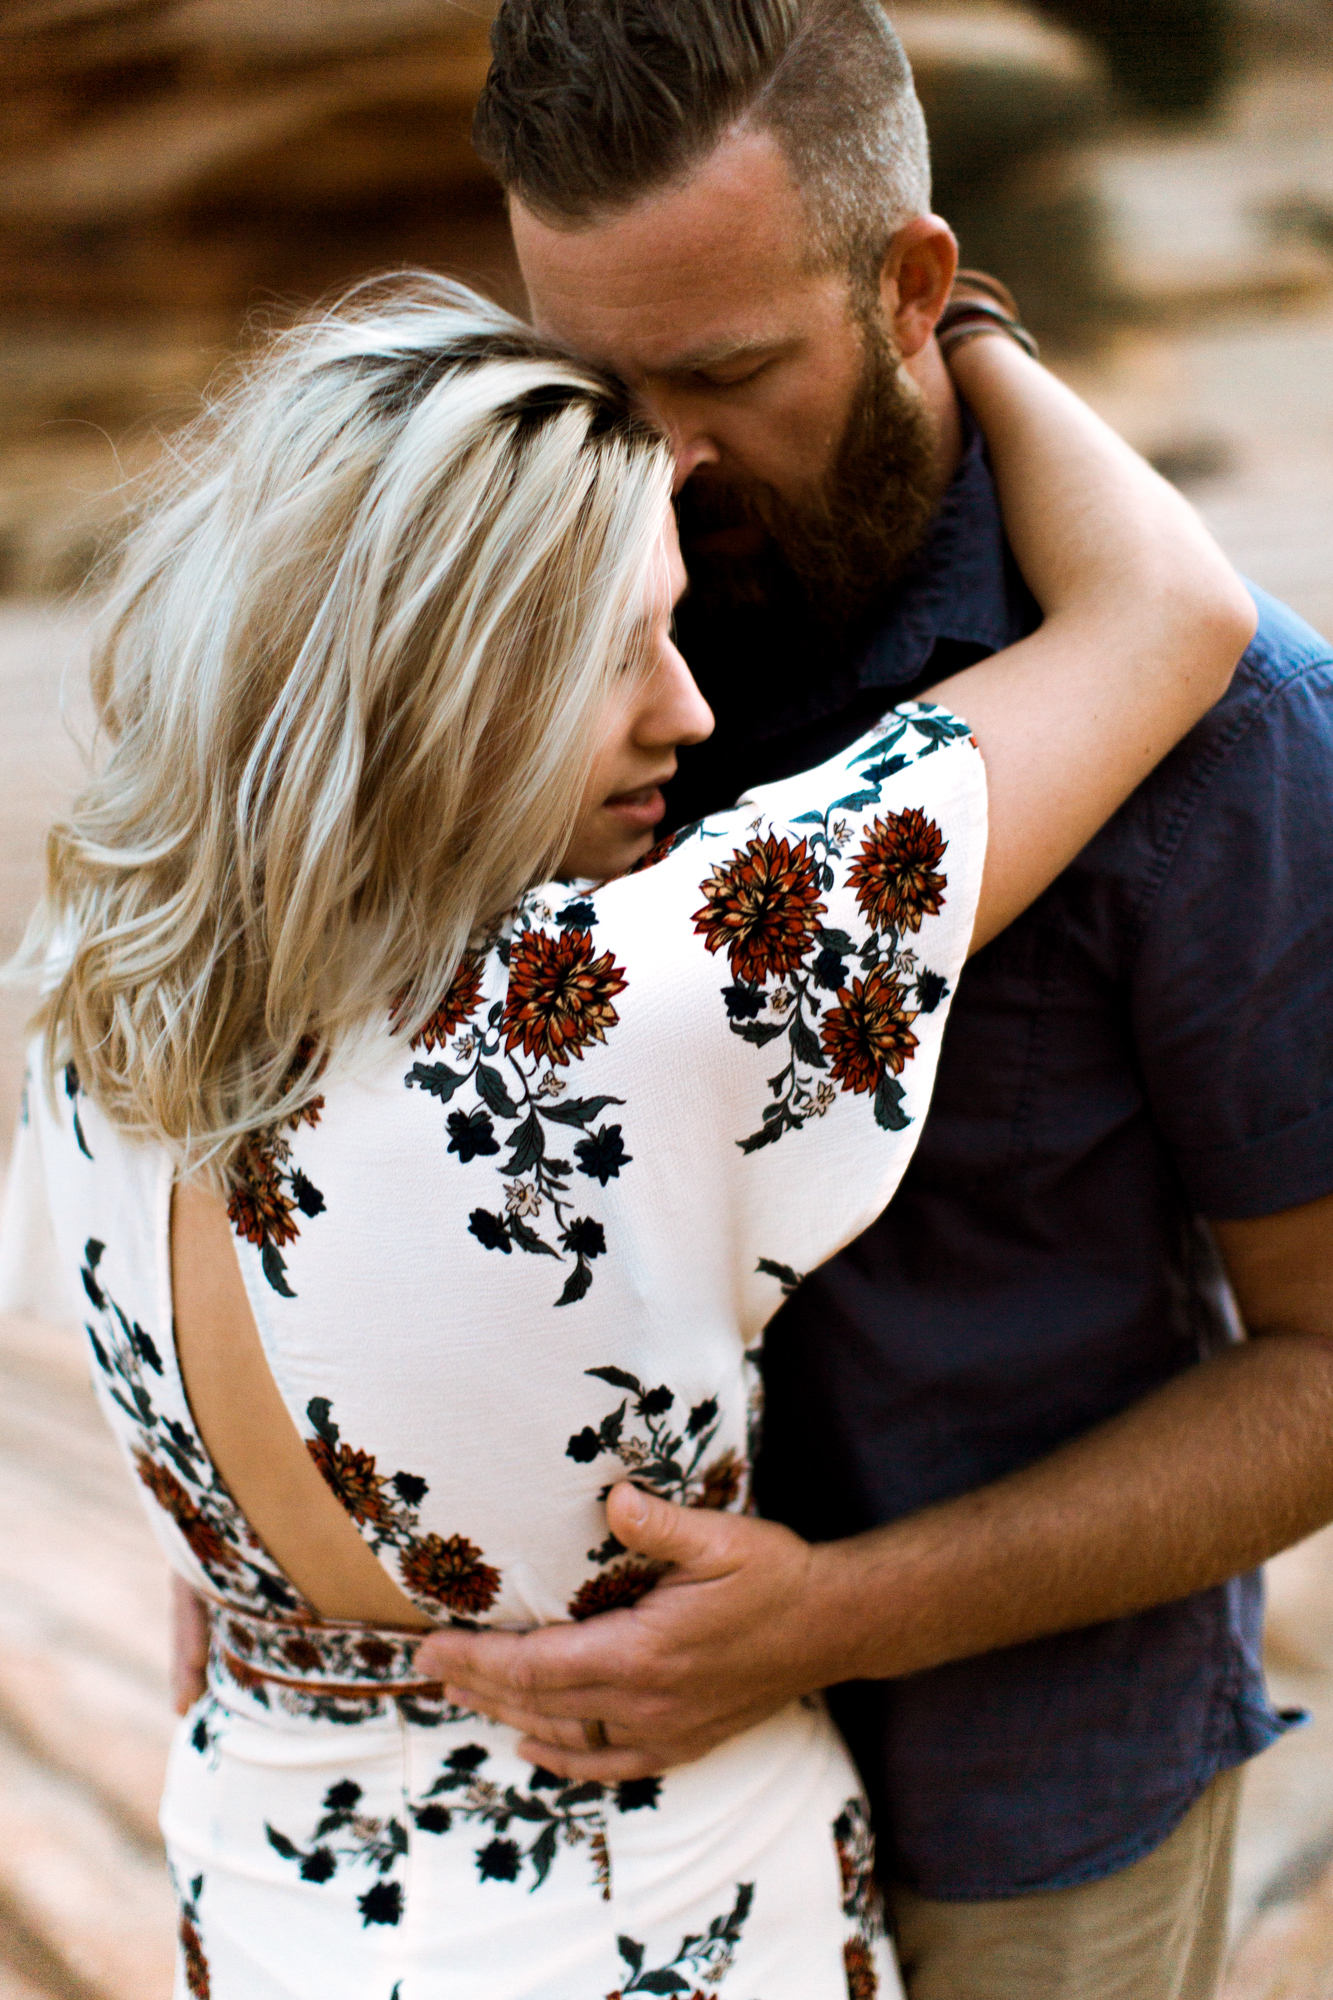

{"left": 605, "top": 1481, "right": 737, "bottom": 1574}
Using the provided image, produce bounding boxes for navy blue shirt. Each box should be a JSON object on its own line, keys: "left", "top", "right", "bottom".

{"left": 668, "top": 421, "right": 1333, "bottom": 1899}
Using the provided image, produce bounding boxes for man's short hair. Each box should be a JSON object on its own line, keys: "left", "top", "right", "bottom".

{"left": 473, "top": 0, "right": 931, "bottom": 279}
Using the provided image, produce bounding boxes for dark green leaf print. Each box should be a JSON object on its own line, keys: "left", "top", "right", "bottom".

{"left": 615, "top": 1882, "right": 755, "bottom": 1994}
{"left": 405, "top": 1061, "right": 468, "bottom": 1103}
{"left": 475, "top": 1063, "right": 521, "bottom": 1119}
{"left": 756, "top": 1258, "right": 804, "bottom": 1299}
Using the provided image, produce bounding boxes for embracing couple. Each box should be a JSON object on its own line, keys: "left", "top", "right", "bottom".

{"left": 4, "top": 3, "right": 1332, "bottom": 1998}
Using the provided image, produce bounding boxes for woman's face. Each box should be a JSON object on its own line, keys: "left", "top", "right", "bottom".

{"left": 560, "top": 510, "right": 714, "bottom": 881}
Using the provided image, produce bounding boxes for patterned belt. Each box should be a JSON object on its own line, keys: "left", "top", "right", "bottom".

{"left": 213, "top": 1603, "right": 444, "bottom": 1699}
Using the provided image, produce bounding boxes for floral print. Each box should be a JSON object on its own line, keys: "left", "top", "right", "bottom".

{"left": 404, "top": 953, "right": 487, "bottom": 1050}
{"left": 227, "top": 1039, "right": 327, "bottom": 1297}
{"left": 80, "top": 1237, "right": 305, "bottom": 1618}
{"left": 266, "top": 1753, "right": 664, "bottom": 1919}
{"left": 502, "top": 926, "right": 628, "bottom": 1067}
{"left": 404, "top": 898, "right": 632, "bottom": 1306}
{"left": 820, "top": 965, "right": 920, "bottom": 1098}
{"left": 172, "top": 1869, "right": 211, "bottom": 1999}
{"left": 305, "top": 1398, "right": 501, "bottom": 1618}
{"left": 681, "top": 706, "right": 970, "bottom": 1153}
{"left": 31, "top": 697, "right": 980, "bottom": 2000}
{"left": 846, "top": 806, "right": 949, "bottom": 935}
{"left": 610, "top": 1882, "right": 754, "bottom": 1997}
{"left": 693, "top": 835, "right": 827, "bottom": 984}
{"left": 562, "top": 1363, "right": 747, "bottom": 1619}
{"left": 834, "top": 1799, "right": 886, "bottom": 2000}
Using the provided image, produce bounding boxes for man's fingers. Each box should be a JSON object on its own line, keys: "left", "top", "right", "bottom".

{"left": 442, "top": 1691, "right": 605, "bottom": 1751}
{"left": 605, "top": 1481, "right": 744, "bottom": 1574}
{"left": 515, "top": 1735, "right": 675, "bottom": 1784}
{"left": 415, "top": 1619, "right": 616, "bottom": 1694}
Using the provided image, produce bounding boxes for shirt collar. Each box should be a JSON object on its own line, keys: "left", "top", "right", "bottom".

{"left": 854, "top": 411, "right": 1021, "bottom": 692}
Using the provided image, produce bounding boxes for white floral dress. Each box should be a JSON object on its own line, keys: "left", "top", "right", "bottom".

{"left": 3, "top": 704, "right": 985, "bottom": 2000}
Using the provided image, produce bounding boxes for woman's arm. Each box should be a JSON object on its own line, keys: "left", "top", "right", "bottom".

{"left": 932, "top": 336, "right": 1257, "bottom": 953}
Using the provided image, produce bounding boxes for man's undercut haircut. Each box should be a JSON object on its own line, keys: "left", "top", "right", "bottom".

{"left": 474, "top": 0, "right": 931, "bottom": 280}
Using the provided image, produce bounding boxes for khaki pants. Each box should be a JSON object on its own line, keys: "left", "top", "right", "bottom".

{"left": 889, "top": 1766, "right": 1242, "bottom": 2000}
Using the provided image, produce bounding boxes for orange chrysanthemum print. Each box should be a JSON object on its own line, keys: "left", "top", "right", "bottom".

{"left": 134, "top": 1452, "right": 237, "bottom": 1572}
{"left": 695, "top": 1449, "right": 745, "bottom": 1513}
{"left": 567, "top": 1560, "right": 666, "bottom": 1621}
{"left": 227, "top": 1138, "right": 298, "bottom": 1248}
{"left": 180, "top": 1913, "right": 210, "bottom": 2000}
{"left": 307, "top": 1437, "right": 389, "bottom": 1528}
{"left": 502, "top": 928, "right": 627, "bottom": 1067}
{"left": 846, "top": 807, "right": 947, "bottom": 935}
{"left": 407, "top": 954, "right": 486, "bottom": 1052}
{"left": 843, "top": 1938, "right": 879, "bottom": 2000}
{"left": 692, "top": 835, "right": 827, "bottom": 985}
{"left": 820, "top": 966, "right": 920, "bottom": 1096}
{"left": 399, "top": 1532, "right": 501, "bottom": 1615}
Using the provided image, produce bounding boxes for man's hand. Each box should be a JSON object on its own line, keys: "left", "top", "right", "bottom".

{"left": 415, "top": 1482, "right": 832, "bottom": 1781}
{"left": 171, "top": 1574, "right": 210, "bottom": 1715}
{"left": 418, "top": 1193, "right": 1333, "bottom": 1781}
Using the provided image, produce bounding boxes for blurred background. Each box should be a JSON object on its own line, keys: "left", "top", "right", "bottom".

{"left": 0, "top": 2, "right": 1331, "bottom": 1994}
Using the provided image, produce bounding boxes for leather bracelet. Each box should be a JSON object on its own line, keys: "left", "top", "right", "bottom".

{"left": 936, "top": 295, "right": 1040, "bottom": 362}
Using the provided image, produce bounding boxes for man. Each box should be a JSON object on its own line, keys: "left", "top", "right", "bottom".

{"left": 411, "top": 4, "right": 1333, "bottom": 1994}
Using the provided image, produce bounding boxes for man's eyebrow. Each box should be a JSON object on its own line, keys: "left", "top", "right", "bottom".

{"left": 655, "top": 335, "right": 786, "bottom": 376}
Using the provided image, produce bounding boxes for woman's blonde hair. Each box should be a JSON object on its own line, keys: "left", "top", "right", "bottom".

{"left": 24, "top": 275, "right": 674, "bottom": 1178}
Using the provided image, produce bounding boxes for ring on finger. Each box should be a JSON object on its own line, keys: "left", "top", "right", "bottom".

{"left": 582, "top": 1718, "right": 611, "bottom": 1751}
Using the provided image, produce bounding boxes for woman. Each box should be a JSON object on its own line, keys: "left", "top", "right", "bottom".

{"left": 1, "top": 276, "right": 1251, "bottom": 1999}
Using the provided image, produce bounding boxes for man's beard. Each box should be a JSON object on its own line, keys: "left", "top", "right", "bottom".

{"left": 676, "top": 313, "right": 940, "bottom": 648}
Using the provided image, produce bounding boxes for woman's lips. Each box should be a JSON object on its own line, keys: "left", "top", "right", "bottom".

{"left": 603, "top": 784, "right": 667, "bottom": 832}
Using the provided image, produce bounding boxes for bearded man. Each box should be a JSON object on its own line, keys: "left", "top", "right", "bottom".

{"left": 410, "top": 5, "right": 1329, "bottom": 1995}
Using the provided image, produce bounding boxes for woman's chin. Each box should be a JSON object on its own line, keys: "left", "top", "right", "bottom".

{"left": 558, "top": 825, "right": 655, "bottom": 885}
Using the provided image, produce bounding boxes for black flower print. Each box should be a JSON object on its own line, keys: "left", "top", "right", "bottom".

{"left": 611, "top": 1881, "right": 755, "bottom": 1996}
{"left": 266, "top": 1780, "right": 408, "bottom": 1928}
{"left": 80, "top": 1238, "right": 304, "bottom": 1619}
{"left": 403, "top": 895, "right": 632, "bottom": 1307}
{"left": 304, "top": 1398, "right": 501, "bottom": 1618}
{"left": 410, "top": 1743, "right": 659, "bottom": 1900}
{"left": 564, "top": 1365, "right": 748, "bottom": 1617}
{"left": 670, "top": 704, "right": 971, "bottom": 1154}
{"left": 227, "top": 1038, "right": 327, "bottom": 1297}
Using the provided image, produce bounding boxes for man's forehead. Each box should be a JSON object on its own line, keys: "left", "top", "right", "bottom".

{"left": 511, "top": 129, "right": 818, "bottom": 369}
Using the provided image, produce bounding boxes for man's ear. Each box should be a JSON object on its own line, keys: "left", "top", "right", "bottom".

{"left": 879, "top": 216, "right": 959, "bottom": 359}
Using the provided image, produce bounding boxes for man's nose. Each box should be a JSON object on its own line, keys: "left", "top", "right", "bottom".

{"left": 638, "top": 385, "right": 721, "bottom": 493}
{"left": 672, "top": 433, "right": 720, "bottom": 494}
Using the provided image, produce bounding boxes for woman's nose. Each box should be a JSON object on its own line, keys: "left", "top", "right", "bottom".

{"left": 637, "top": 643, "right": 714, "bottom": 750}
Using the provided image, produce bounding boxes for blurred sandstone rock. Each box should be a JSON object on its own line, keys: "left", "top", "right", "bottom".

{"left": 895, "top": 5, "right": 1112, "bottom": 340}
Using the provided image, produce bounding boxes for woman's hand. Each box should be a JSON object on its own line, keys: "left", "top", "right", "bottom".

{"left": 933, "top": 333, "right": 1256, "bottom": 952}
{"left": 171, "top": 1573, "right": 209, "bottom": 1715}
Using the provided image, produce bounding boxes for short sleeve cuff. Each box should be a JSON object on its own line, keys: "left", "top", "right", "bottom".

{"left": 1178, "top": 1094, "right": 1333, "bottom": 1220}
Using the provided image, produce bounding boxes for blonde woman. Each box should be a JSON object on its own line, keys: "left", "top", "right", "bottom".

{"left": 1, "top": 277, "right": 1251, "bottom": 2000}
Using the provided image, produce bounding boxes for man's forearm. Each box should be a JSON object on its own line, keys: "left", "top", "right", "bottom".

{"left": 815, "top": 1330, "right": 1333, "bottom": 1686}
